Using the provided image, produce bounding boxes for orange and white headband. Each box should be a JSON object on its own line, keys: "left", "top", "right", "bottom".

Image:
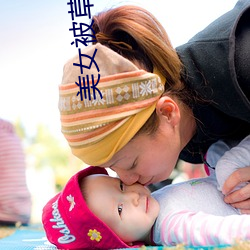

{"left": 59, "top": 43, "right": 165, "bottom": 165}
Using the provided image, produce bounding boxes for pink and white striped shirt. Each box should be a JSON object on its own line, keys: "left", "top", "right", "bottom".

{"left": 152, "top": 135, "right": 250, "bottom": 246}
{"left": 0, "top": 119, "right": 31, "bottom": 224}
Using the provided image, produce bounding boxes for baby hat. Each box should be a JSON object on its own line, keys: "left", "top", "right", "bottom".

{"left": 59, "top": 43, "right": 165, "bottom": 166}
{"left": 42, "top": 166, "right": 141, "bottom": 249}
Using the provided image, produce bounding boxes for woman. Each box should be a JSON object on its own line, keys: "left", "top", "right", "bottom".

{"left": 59, "top": 1, "right": 250, "bottom": 211}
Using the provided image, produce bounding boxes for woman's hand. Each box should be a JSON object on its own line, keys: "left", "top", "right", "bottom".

{"left": 223, "top": 166, "right": 250, "bottom": 214}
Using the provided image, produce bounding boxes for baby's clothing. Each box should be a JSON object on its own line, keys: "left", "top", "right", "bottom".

{"left": 152, "top": 135, "right": 250, "bottom": 246}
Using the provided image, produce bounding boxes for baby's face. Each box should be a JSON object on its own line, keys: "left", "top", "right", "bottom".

{"left": 84, "top": 174, "right": 160, "bottom": 244}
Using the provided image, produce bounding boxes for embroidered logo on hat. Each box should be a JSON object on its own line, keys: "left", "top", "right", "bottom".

{"left": 88, "top": 229, "right": 102, "bottom": 242}
{"left": 67, "top": 194, "right": 76, "bottom": 211}
{"left": 50, "top": 199, "right": 76, "bottom": 244}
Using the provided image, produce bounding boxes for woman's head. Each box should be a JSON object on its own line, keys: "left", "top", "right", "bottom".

{"left": 59, "top": 5, "right": 195, "bottom": 185}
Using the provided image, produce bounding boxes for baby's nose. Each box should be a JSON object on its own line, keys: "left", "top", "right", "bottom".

{"left": 126, "top": 191, "right": 140, "bottom": 206}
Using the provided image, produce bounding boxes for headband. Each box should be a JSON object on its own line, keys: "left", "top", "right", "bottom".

{"left": 59, "top": 43, "right": 165, "bottom": 165}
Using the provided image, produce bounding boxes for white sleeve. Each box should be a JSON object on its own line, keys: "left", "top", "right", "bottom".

{"left": 205, "top": 139, "right": 232, "bottom": 178}
{"left": 215, "top": 135, "right": 250, "bottom": 192}
{"left": 159, "top": 210, "right": 250, "bottom": 247}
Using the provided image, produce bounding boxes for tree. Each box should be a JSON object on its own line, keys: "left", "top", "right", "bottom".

{"left": 14, "top": 120, "right": 85, "bottom": 191}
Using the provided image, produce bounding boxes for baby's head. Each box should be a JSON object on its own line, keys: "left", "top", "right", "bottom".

{"left": 42, "top": 166, "right": 159, "bottom": 249}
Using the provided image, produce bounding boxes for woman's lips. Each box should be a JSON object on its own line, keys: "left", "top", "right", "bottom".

{"left": 143, "top": 177, "right": 154, "bottom": 186}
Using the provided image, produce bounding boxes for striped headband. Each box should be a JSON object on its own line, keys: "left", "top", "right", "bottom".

{"left": 59, "top": 43, "right": 165, "bottom": 165}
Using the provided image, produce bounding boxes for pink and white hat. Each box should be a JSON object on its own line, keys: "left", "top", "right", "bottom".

{"left": 42, "top": 166, "right": 142, "bottom": 249}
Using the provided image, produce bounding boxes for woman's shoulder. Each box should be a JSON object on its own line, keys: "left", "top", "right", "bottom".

{"left": 176, "top": 0, "right": 250, "bottom": 123}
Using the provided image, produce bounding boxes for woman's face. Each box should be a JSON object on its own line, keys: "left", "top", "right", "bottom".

{"left": 100, "top": 118, "right": 182, "bottom": 186}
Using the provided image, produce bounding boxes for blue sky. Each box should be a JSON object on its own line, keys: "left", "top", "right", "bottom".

{"left": 0, "top": 0, "right": 238, "bottom": 139}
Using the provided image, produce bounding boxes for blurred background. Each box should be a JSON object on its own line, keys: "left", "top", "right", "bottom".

{"left": 0, "top": 0, "right": 238, "bottom": 223}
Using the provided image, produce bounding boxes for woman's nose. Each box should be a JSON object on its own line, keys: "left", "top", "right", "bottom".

{"left": 112, "top": 168, "right": 139, "bottom": 185}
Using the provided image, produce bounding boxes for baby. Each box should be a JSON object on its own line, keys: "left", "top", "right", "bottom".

{"left": 42, "top": 135, "right": 250, "bottom": 249}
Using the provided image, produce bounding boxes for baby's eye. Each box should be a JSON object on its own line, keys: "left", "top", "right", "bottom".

{"left": 118, "top": 204, "right": 123, "bottom": 216}
{"left": 120, "top": 180, "right": 124, "bottom": 191}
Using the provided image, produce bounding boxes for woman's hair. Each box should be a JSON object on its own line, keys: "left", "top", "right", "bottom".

{"left": 92, "top": 5, "right": 193, "bottom": 135}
